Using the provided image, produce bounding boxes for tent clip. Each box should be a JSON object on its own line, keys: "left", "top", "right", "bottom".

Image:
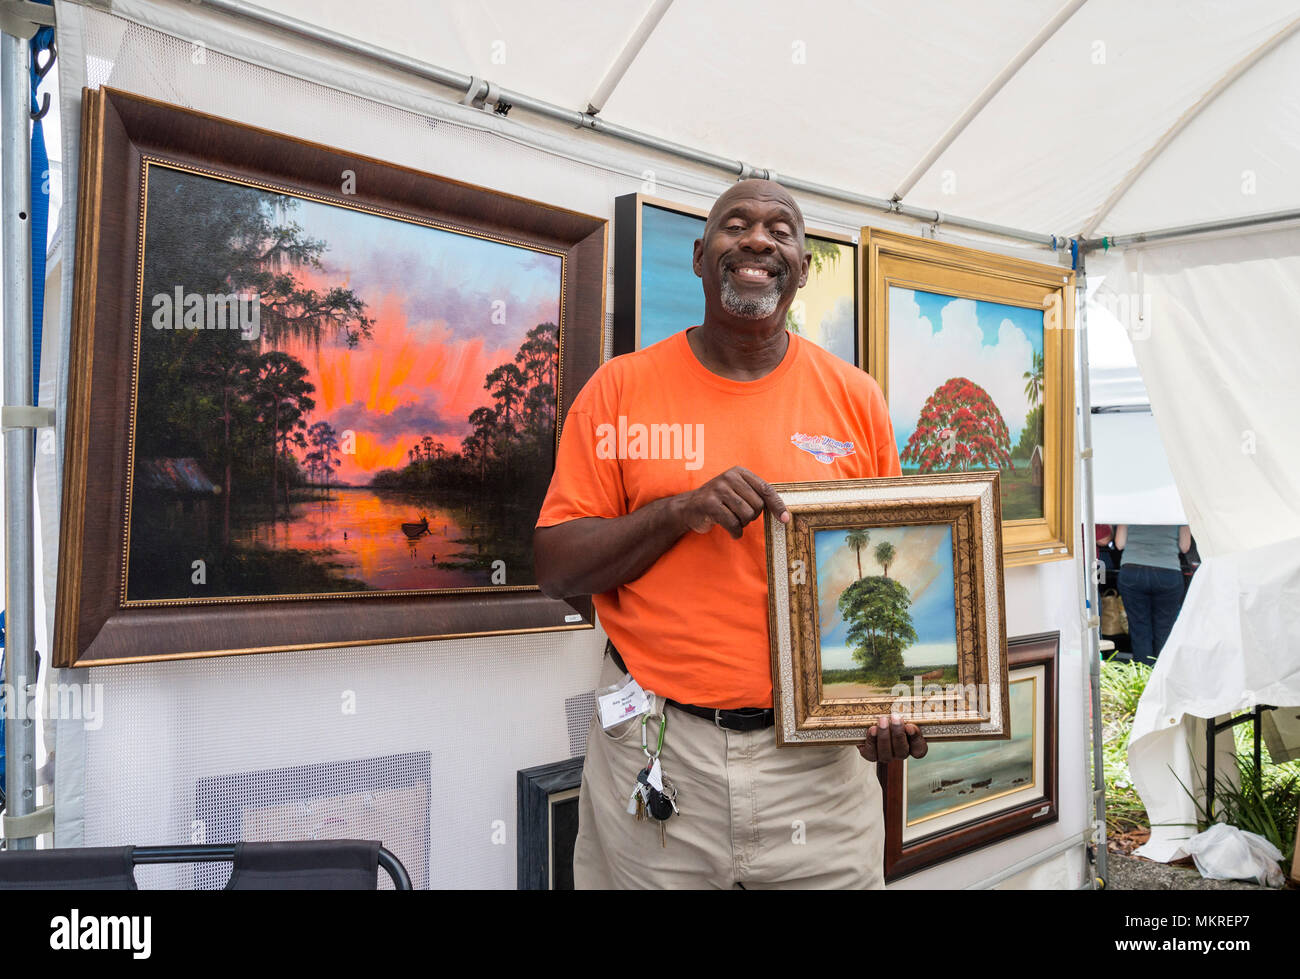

{"left": 460, "top": 75, "right": 508, "bottom": 115}
{"left": 1, "top": 405, "right": 55, "bottom": 431}
{"left": 0, "top": 0, "right": 55, "bottom": 40}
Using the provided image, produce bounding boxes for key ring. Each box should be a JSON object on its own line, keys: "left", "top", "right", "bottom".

{"left": 641, "top": 710, "right": 667, "bottom": 760}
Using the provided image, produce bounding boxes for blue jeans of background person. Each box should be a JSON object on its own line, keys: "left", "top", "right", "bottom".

{"left": 1118, "top": 563, "right": 1185, "bottom": 665}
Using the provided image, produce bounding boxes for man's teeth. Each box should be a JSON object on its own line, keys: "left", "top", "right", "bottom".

{"left": 734, "top": 267, "right": 773, "bottom": 278}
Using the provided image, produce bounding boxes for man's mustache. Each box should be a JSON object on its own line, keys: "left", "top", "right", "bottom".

{"left": 722, "top": 257, "right": 788, "bottom": 276}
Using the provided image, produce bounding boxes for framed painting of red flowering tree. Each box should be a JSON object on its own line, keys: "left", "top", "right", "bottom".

{"left": 862, "top": 228, "right": 1075, "bottom": 567}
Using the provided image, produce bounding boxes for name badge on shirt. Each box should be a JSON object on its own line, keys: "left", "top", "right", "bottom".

{"left": 597, "top": 675, "right": 651, "bottom": 730}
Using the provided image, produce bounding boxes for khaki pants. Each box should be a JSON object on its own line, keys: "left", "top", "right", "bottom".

{"left": 574, "top": 652, "right": 886, "bottom": 889}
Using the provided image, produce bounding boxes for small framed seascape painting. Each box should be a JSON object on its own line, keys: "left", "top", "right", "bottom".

{"left": 882, "top": 632, "right": 1060, "bottom": 881}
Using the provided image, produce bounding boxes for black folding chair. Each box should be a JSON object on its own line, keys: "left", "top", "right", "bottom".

{"left": 0, "top": 840, "right": 413, "bottom": 890}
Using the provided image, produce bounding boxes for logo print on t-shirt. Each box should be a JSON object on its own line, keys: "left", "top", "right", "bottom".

{"left": 790, "top": 432, "right": 855, "bottom": 464}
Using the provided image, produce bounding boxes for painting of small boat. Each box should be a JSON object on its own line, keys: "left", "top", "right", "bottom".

{"left": 401, "top": 515, "right": 430, "bottom": 539}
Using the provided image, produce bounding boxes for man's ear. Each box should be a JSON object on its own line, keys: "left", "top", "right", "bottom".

{"left": 798, "top": 247, "right": 811, "bottom": 289}
{"left": 692, "top": 237, "right": 704, "bottom": 279}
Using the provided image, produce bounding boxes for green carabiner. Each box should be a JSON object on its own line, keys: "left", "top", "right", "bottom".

{"left": 641, "top": 710, "right": 667, "bottom": 759}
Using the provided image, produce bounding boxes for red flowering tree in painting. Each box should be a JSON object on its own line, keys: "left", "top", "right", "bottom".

{"left": 901, "top": 377, "right": 1014, "bottom": 472}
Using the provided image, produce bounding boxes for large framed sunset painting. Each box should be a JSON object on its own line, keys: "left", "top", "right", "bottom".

{"left": 862, "top": 228, "right": 1075, "bottom": 568}
{"left": 128, "top": 166, "right": 562, "bottom": 601}
{"left": 54, "top": 88, "right": 606, "bottom": 666}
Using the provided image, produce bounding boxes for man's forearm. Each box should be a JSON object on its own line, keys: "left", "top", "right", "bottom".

{"left": 534, "top": 495, "right": 689, "bottom": 599}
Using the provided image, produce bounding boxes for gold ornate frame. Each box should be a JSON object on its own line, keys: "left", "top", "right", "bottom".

{"left": 765, "top": 472, "right": 1009, "bottom": 746}
{"left": 862, "top": 228, "right": 1075, "bottom": 567}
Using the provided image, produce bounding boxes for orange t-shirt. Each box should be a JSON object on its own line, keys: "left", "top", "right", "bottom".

{"left": 536, "top": 328, "right": 901, "bottom": 708}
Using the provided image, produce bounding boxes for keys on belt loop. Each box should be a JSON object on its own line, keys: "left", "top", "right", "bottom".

{"left": 642, "top": 708, "right": 667, "bottom": 761}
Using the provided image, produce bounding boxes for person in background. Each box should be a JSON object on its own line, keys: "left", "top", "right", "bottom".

{"left": 1114, "top": 524, "right": 1192, "bottom": 665}
{"left": 1095, "top": 523, "right": 1116, "bottom": 583}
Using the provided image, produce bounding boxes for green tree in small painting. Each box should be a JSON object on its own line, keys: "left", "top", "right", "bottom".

{"left": 838, "top": 575, "right": 917, "bottom": 685}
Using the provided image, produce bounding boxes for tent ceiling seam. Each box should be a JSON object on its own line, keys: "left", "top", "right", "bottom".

{"left": 890, "top": 0, "right": 1089, "bottom": 203}
{"left": 1080, "top": 15, "right": 1300, "bottom": 239}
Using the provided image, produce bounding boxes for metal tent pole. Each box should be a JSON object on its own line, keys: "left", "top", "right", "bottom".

{"left": 2, "top": 25, "right": 37, "bottom": 849}
{"left": 1081, "top": 207, "right": 1300, "bottom": 251}
{"left": 1073, "top": 247, "right": 1107, "bottom": 887}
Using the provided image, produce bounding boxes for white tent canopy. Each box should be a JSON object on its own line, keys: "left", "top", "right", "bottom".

{"left": 247, "top": 0, "right": 1300, "bottom": 241}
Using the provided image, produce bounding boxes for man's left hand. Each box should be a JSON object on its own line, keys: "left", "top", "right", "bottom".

{"left": 859, "top": 714, "right": 927, "bottom": 763}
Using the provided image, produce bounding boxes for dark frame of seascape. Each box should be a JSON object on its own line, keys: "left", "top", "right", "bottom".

{"left": 881, "top": 631, "right": 1059, "bottom": 881}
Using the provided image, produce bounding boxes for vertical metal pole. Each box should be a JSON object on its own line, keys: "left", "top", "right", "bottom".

{"left": 2, "top": 28, "right": 37, "bottom": 849}
{"left": 1253, "top": 708, "right": 1262, "bottom": 794}
{"left": 1205, "top": 718, "right": 1216, "bottom": 821}
{"left": 1074, "top": 248, "right": 1107, "bottom": 886}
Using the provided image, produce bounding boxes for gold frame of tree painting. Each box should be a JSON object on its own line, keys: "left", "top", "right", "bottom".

{"left": 765, "top": 472, "right": 1009, "bottom": 747}
{"left": 863, "top": 228, "right": 1075, "bottom": 567}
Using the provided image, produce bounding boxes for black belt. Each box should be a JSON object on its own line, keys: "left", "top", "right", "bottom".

{"left": 605, "top": 641, "right": 774, "bottom": 733}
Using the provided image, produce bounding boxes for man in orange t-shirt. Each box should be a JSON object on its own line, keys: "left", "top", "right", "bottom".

{"left": 535, "top": 179, "right": 926, "bottom": 889}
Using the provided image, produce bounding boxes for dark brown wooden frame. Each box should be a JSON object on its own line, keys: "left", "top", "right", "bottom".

{"left": 765, "top": 472, "right": 1009, "bottom": 746}
{"left": 881, "top": 631, "right": 1060, "bottom": 881}
{"left": 54, "top": 87, "right": 606, "bottom": 667}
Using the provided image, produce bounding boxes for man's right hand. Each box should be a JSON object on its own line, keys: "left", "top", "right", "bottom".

{"left": 676, "top": 466, "right": 790, "bottom": 539}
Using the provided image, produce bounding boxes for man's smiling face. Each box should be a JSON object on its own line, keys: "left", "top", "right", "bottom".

{"left": 693, "top": 180, "right": 811, "bottom": 326}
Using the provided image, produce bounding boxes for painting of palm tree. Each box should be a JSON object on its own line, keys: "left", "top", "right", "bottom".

{"left": 874, "top": 540, "right": 896, "bottom": 578}
{"left": 845, "top": 528, "right": 870, "bottom": 578}
{"left": 815, "top": 524, "right": 959, "bottom": 698}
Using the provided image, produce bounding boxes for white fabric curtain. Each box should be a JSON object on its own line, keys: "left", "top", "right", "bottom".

{"left": 1106, "top": 229, "right": 1300, "bottom": 561}
{"left": 1105, "top": 229, "right": 1300, "bottom": 862}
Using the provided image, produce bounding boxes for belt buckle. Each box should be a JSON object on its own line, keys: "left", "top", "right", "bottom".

{"left": 714, "top": 709, "right": 726, "bottom": 730}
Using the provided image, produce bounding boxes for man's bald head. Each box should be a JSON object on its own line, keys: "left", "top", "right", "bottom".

{"left": 703, "top": 179, "right": 806, "bottom": 246}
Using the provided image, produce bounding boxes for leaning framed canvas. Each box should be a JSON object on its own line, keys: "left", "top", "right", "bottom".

{"left": 194, "top": 751, "right": 432, "bottom": 890}
{"left": 862, "top": 228, "right": 1075, "bottom": 567}
{"left": 54, "top": 87, "right": 606, "bottom": 667}
{"left": 881, "top": 631, "right": 1060, "bottom": 881}
{"left": 517, "top": 756, "right": 585, "bottom": 890}
{"left": 613, "top": 193, "right": 860, "bottom": 364}
{"left": 765, "top": 472, "right": 1009, "bottom": 746}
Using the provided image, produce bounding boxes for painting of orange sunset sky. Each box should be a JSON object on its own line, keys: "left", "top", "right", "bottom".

{"left": 127, "top": 166, "right": 561, "bottom": 601}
